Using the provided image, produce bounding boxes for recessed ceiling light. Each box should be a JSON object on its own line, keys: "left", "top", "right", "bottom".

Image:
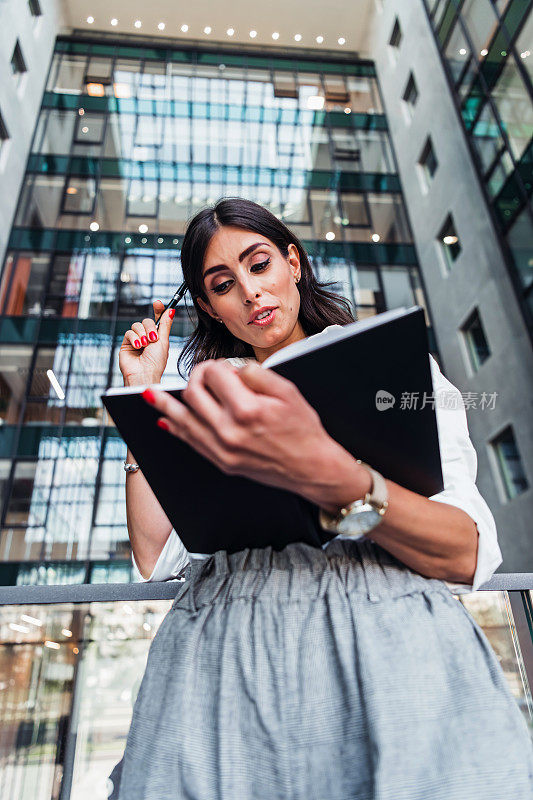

{"left": 87, "top": 16, "right": 94, "bottom": 24}
{"left": 443, "top": 235, "right": 458, "bottom": 245}
{"left": 139, "top": 224, "right": 148, "bottom": 234}
{"left": 110, "top": 18, "right": 118, "bottom": 26}
{"left": 272, "top": 32, "right": 279, "bottom": 40}
{"left": 219, "top": 63, "right": 226, "bottom": 70}
{"left": 141, "top": 237, "right": 147, "bottom": 243}
{"left": 89, "top": 221, "right": 99, "bottom": 232}
{"left": 250, "top": 30, "right": 257, "bottom": 38}
{"left": 227, "top": 27, "right": 235, "bottom": 36}
{"left": 372, "top": 233, "right": 380, "bottom": 242}
{"left": 316, "top": 35, "right": 324, "bottom": 43}
{"left": 86, "top": 83, "right": 105, "bottom": 96}
{"left": 325, "top": 231, "right": 335, "bottom": 241}
{"left": 181, "top": 24, "right": 188, "bottom": 32}
{"left": 81, "top": 126, "right": 89, "bottom": 133}
{"left": 78, "top": 108, "right": 85, "bottom": 116}
{"left": 344, "top": 107, "right": 351, "bottom": 114}
{"left": 338, "top": 37, "right": 346, "bottom": 45}
{"left": 125, "top": 236, "right": 131, "bottom": 244}
{"left": 66, "top": 187, "right": 78, "bottom": 195}
{"left": 480, "top": 48, "right": 488, "bottom": 56}
{"left": 459, "top": 48, "right": 467, "bottom": 55}
{"left": 294, "top": 34, "right": 302, "bottom": 42}
{"left": 204, "top": 26, "right": 212, "bottom": 34}
{"left": 158, "top": 22, "right": 165, "bottom": 31}
{"left": 134, "top": 20, "right": 142, "bottom": 29}
{"left": 521, "top": 50, "right": 530, "bottom": 58}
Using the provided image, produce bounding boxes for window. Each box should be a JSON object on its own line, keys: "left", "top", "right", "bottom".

{"left": 28, "top": 0, "right": 42, "bottom": 16}
{"left": 437, "top": 213, "right": 461, "bottom": 271}
{"left": 461, "top": 308, "right": 490, "bottom": 371}
{"left": 490, "top": 427, "right": 529, "bottom": 500}
{"left": 0, "top": 110, "right": 9, "bottom": 159}
{"left": 402, "top": 73, "right": 418, "bottom": 122}
{"left": 418, "top": 136, "right": 438, "bottom": 192}
{"left": 75, "top": 113, "right": 105, "bottom": 145}
{"left": 10, "top": 40, "right": 27, "bottom": 77}
{"left": 389, "top": 18, "right": 402, "bottom": 48}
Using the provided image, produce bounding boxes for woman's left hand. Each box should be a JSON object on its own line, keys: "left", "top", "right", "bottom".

{"left": 142, "top": 359, "right": 346, "bottom": 501}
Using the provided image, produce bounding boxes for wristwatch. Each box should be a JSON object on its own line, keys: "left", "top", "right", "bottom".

{"left": 318, "top": 460, "right": 389, "bottom": 541}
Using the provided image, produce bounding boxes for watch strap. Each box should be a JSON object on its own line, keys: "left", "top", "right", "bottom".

{"left": 318, "top": 460, "right": 388, "bottom": 532}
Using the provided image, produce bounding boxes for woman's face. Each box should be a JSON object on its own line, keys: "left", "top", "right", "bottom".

{"left": 196, "top": 225, "right": 307, "bottom": 363}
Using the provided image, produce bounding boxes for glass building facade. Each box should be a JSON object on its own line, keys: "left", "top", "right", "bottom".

{"left": 425, "top": 0, "right": 533, "bottom": 328}
{"left": 0, "top": 36, "right": 431, "bottom": 587}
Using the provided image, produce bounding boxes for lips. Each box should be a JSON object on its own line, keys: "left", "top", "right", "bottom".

{"left": 248, "top": 306, "right": 278, "bottom": 324}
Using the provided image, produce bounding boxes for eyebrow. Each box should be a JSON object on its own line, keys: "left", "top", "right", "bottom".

{"left": 203, "top": 242, "right": 271, "bottom": 280}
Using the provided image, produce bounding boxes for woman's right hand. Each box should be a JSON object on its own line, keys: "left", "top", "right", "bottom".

{"left": 119, "top": 300, "right": 176, "bottom": 387}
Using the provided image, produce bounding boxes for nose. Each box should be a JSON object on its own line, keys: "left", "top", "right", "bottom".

{"left": 238, "top": 274, "right": 261, "bottom": 305}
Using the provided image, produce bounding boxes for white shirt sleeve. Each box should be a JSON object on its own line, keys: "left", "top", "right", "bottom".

{"left": 427, "top": 354, "right": 502, "bottom": 594}
{"left": 131, "top": 529, "right": 190, "bottom": 582}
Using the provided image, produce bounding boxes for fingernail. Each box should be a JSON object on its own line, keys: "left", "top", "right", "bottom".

{"left": 134, "top": 339, "right": 141, "bottom": 348}
{"left": 142, "top": 388, "right": 156, "bottom": 404}
{"left": 169, "top": 309, "right": 175, "bottom": 319}
{"left": 141, "top": 335, "right": 148, "bottom": 346}
{"left": 149, "top": 331, "right": 157, "bottom": 342}
{"left": 157, "top": 418, "right": 169, "bottom": 431}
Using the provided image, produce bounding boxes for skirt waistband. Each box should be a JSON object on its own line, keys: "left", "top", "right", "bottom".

{"left": 171, "top": 538, "right": 451, "bottom": 614}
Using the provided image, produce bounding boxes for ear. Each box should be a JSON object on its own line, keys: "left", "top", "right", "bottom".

{"left": 287, "top": 243, "right": 301, "bottom": 282}
{"left": 196, "top": 295, "right": 218, "bottom": 320}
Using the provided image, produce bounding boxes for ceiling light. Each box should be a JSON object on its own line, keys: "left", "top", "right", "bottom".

{"left": 157, "top": 237, "right": 164, "bottom": 244}
{"left": 459, "top": 48, "right": 467, "bottom": 55}
{"left": 139, "top": 224, "right": 148, "bottom": 233}
{"left": 272, "top": 32, "right": 279, "bottom": 40}
{"left": 46, "top": 370, "right": 65, "bottom": 400}
{"left": 316, "top": 35, "right": 324, "bottom": 43}
{"left": 325, "top": 231, "right": 335, "bottom": 241}
{"left": 294, "top": 34, "right": 302, "bottom": 42}
{"left": 81, "top": 126, "right": 89, "bottom": 133}
{"left": 443, "top": 235, "right": 458, "bottom": 245}
{"left": 181, "top": 24, "right": 188, "bottom": 32}
{"left": 372, "top": 233, "right": 380, "bottom": 242}
{"left": 338, "top": 37, "right": 346, "bottom": 45}
{"left": 66, "top": 187, "right": 77, "bottom": 195}
{"left": 307, "top": 95, "right": 325, "bottom": 110}
{"left": 45, "top": 641, "right": 60, "bottom": 650}
{"left": 227, "top": 27, "right": 234, "bottom": 36}
{"left": 87, "top": 16, "right": 94, "bottom": 24}
{"left": 141, "top": 237, "right": 147, "bottom": 243}
{"left": 501, "top": 50, "right": 507, "bottom": 56}
{"left": 134, "top": 20, "right": 142, "bottom": 29}
{"left": 480, "top": 48, "right": 488, "bottom": 56}
{"left": 125, "top": 236, "right": 132, "bottom": 244}
{"left": 158, "top": 22, "right": 165, "bottom": 31}
{"left": 111, "top": 18, "right": 118, "bottom": 26}
{"left": 344, "top": 107, "right": 351, "bottom": 114}
{"left": 86, "top": 82, "right": 104, "bottom": 96}
{"left": 219, "top": 63, "right": 225, "bottom": 70}
{"left": 78, "top": 108, "right": 84, "bottom": 115}
{"left": 89, "top": 221, "right": 99, "bottom": 232}
{"left": 250, "top": 30, "right": 257, "bottom": 38}
{"left": 204, "top": 26, "right": 212, "bottom": 34}
{"left": 521, "top": 50, "right": 530, "bottom": 59}
{"left": 21, "top": 614, "right": 42, "bottom": 626}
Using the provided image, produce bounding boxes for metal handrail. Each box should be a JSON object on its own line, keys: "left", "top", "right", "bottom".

{"left": 0, "top": 573, "right": 532, "bottom": 605}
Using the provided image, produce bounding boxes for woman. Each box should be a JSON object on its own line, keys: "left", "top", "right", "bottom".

{"left": 115, "top": 198, "right": 533, "bottom": 799}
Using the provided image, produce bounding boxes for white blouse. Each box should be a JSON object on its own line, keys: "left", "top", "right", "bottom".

{"left": 131, "top": 325, "right": 502, "bottom": 594}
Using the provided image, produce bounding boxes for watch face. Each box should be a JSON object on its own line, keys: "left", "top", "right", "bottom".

{"left": 337, "top": 504, "right": 382, "bottom": 538}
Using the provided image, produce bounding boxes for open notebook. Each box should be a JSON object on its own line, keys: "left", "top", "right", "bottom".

{"left": 102, "top": 305, "right": 443, "bottom": 554}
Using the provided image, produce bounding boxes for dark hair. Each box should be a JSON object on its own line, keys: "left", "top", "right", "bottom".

{"left": 177, "top": 197, "right": 355, "bottom": 377}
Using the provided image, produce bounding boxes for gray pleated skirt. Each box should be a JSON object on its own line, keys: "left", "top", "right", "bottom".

{"left": 115, "top": 539, "right": 533, "bottom": 800}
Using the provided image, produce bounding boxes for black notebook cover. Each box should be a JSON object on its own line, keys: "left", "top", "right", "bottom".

{"left": 102, "top": 305, "right": 443, "bottom": 554}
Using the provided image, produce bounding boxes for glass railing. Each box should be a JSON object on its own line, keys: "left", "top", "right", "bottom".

{"left": 0, "top": 576, "right": 532, "bottom": 800}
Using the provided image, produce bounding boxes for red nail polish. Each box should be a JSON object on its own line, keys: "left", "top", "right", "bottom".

{"left": 141, "top": 335, "right": 148, "bottom": 346}
{"left": 169, "top": 308, "right": 175, "bottom": 319}
{"left": 134, "top": 339, "right": 141, "bottom": 348}
{"left": 142, "top": 388, "right": 156, "bottom": 404}
{"left": 149, "top": 331, "right": 157, "bottom": 342}
{"left": 157, "top": 418, "right": 169, "bottom": 431}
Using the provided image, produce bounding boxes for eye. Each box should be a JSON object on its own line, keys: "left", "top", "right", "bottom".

{"left": 212, "top": 257, "right": 271, "bottom": 294}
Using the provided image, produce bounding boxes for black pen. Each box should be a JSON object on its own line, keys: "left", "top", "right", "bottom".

{"left": 154, "top": 281, "right": 187, "bottom": 329}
